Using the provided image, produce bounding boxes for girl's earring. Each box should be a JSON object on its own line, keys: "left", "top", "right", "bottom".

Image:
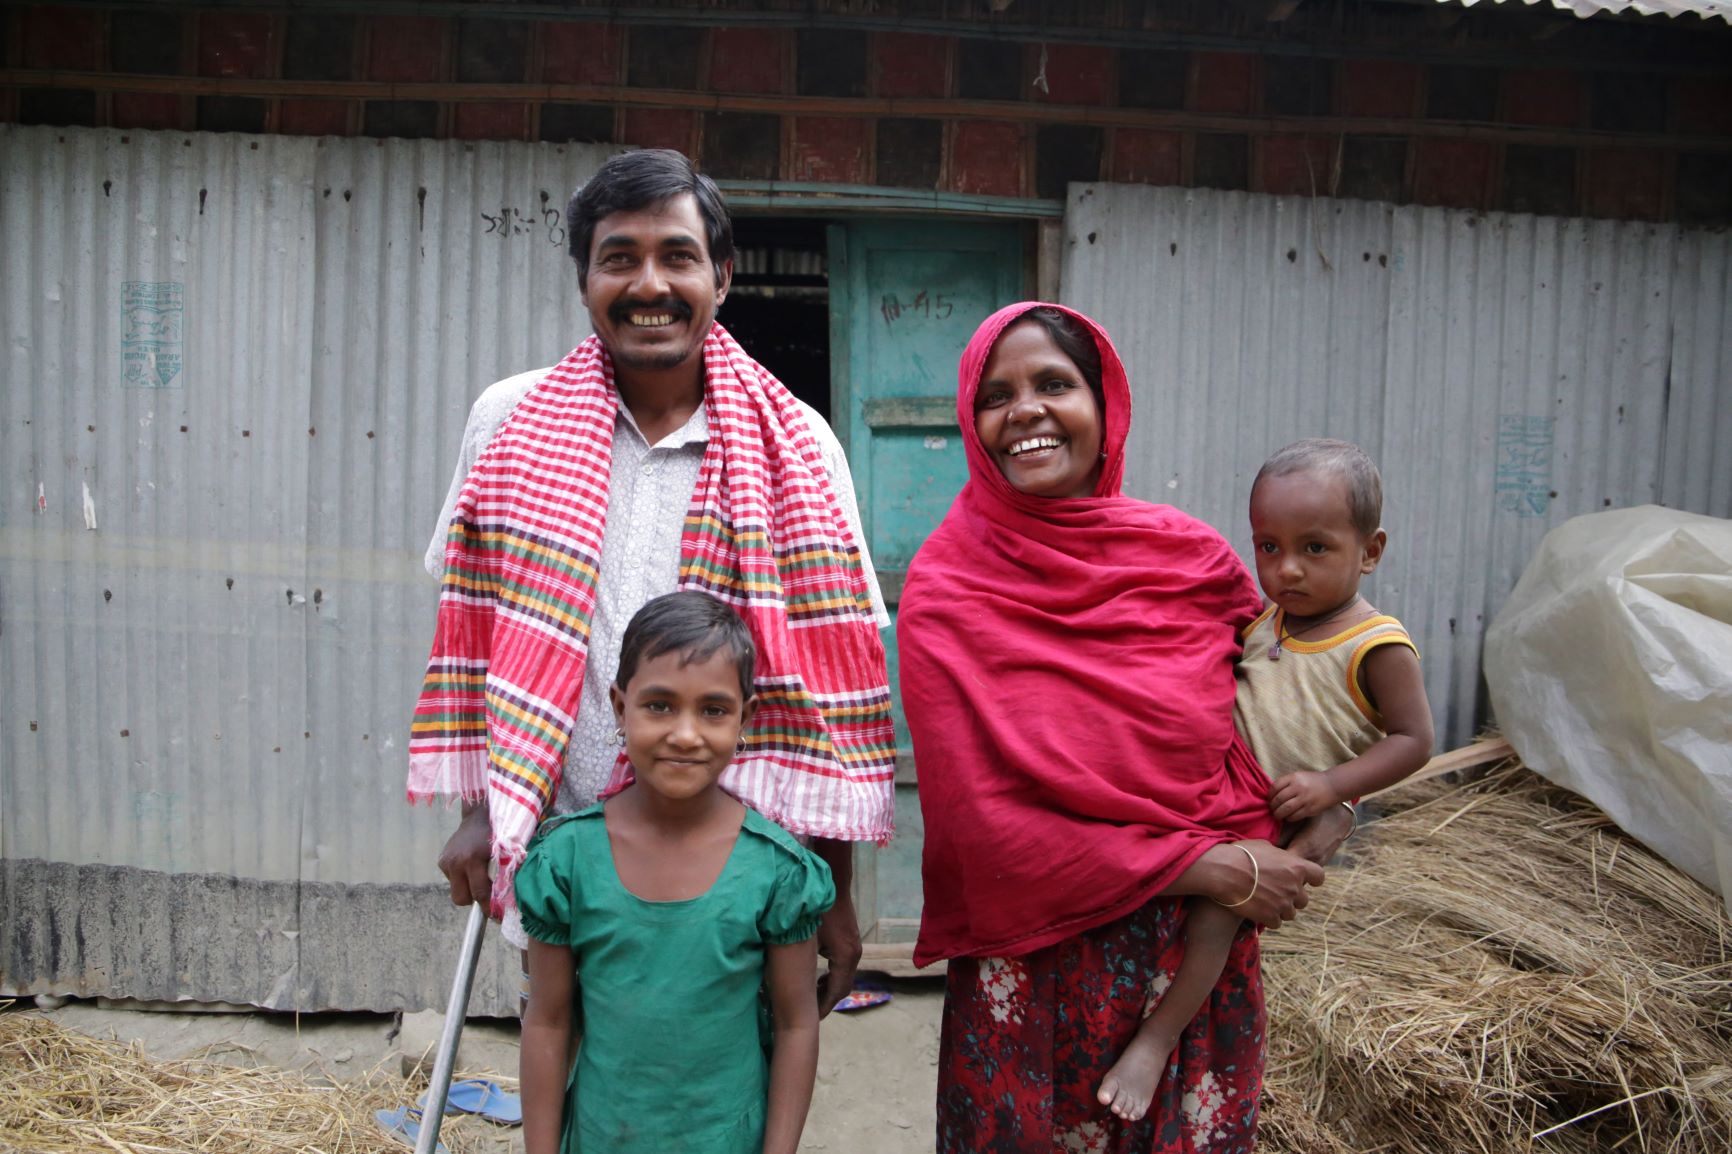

{"left": 735, "top": 736, "right": 748, "bottom": 754}
{"left": 614, "top": 727, "right": 626, "bottom": 746}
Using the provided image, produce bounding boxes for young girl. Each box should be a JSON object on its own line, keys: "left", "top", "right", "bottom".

{"left": 516, "top": 591, "right": 836, "bottom": 1154}
{"left": 1097, "top": 438, "right": 1436, "bottom": 1123}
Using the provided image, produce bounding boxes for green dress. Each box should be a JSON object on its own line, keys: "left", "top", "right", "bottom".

{"left": 515, "top": 802, "right": 836, "bottom": 1154}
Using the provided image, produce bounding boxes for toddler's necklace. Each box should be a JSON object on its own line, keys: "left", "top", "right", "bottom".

{"left": 1268, "top": 596, "right": 1364, "bottom": 661}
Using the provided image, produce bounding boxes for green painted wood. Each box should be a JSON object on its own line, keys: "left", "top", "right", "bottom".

{"left": 861, "top": 396, "right": 957, "bottom": 429}
{"left": 829, "top": 218, "right": 1024, "bottom": 938}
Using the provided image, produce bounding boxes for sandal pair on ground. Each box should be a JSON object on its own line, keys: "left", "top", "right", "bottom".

{"left": 377, "top": 1078, "right": 522, "bottom": 1151}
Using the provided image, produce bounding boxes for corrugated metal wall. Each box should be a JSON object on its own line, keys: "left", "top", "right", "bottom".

{"left": 6, "top": 130, "right": 1726, "bottom": 1007}
{"left": 0, "top": 125, "right": 617, "bottom": 1011}
{"left": 1062, "top": 183, "right": 1730, "bottom": 750}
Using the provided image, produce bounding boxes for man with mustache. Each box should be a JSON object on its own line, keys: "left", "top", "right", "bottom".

{"left": 413, "top": 149, "right": 893, "bottom": 1016}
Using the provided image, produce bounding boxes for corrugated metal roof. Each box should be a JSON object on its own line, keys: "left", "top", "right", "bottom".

{"left": 1441, "top": 0, "right": 1732, "bottom": 23}
{"left": 1, "top": 125, "right": 619, "bottom": 1010}
{"left": 1061, "top": 183, "right": 1730, "bottom": 752}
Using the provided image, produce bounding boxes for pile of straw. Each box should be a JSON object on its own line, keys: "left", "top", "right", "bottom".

{"left": 1260, "top": 765, "right": 1732, "bottom": 1154}
{"left": 0, "top": 1012, "right": 508, "bottom": 1154}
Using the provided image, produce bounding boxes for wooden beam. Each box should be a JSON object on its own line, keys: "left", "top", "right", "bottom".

{"left": 9, "top": 70, "right": 1732, "bottom": 155}
{"left": 20, "top": 0, "right": 1732, "bottom": 74}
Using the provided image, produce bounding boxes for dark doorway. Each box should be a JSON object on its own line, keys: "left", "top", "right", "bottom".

{"left": 718, "top": 218, "right": 831, "bottom": 421}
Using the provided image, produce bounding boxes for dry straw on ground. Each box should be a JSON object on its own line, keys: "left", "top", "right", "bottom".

{"left": 0, "top": 1011, "right": 511, "bottom": 1154}
{"left": 1260, "top": 764, "right": 1732, "bottom": 1154}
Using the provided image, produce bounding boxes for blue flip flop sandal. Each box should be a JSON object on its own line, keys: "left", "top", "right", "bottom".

{"left": 420, "top": 1078, "right": 524, "bottom": 1125}
{"left": 375, "top": 1105, "right": 449, "bottom": 1153}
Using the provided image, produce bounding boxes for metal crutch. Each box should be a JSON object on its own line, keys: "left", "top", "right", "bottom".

{"left": 415, "top": 901, "right": 489, "bottom": 1154}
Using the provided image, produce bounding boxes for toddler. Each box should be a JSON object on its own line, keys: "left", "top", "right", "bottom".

{"left": 1099, "top": 438, "right": 1435, "bottom": 1121}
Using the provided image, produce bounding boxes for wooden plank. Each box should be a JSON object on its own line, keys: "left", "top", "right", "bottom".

{"left": 862, "top": 396, "right": 957, "bottom": 429}
{"left": 1365, "top": 737, "right": 1516, "bottom": 800}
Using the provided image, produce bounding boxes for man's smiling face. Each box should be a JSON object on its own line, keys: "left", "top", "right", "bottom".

{"left": 580, "top": 192, "right": 731, "bottom": 375}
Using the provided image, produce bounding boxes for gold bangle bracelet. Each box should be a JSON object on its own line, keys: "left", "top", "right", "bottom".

{"left": 1340, "top": 800, "right": 1359, "bottom": 840}
{"left": 1218, "top": 843, "right": 1260, "bottom": 909}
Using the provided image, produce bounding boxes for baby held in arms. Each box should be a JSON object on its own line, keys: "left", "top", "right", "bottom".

{"left": 1098, "top": 438, "right": 1436, "bottom": 1122}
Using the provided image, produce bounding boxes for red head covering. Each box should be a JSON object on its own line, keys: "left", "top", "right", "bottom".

{"left": 901, "top": 302, "right": 1276, "bottom": 965}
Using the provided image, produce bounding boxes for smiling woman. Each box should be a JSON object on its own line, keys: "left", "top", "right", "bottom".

{"left": 900, "top": 302, "right": 1329, "bottom": 1153}
{"left": 971, "top": 311, "right": 1105, "bottom": 500}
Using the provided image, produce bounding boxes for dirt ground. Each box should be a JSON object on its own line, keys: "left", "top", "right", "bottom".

{"left": 42, "top": 977, "right": 945, "bottom": 1153}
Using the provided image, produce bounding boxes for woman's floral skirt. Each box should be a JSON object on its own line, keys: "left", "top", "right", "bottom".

{"left": 936, "top": 897, "right": 1264, "bottom": 1154}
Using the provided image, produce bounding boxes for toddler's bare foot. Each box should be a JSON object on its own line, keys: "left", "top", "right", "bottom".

{"left": 1096, "top": 1028, "right": 1177, "bottom": 1122}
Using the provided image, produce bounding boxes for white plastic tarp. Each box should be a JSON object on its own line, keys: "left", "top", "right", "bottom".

{"left": 1484, "top": 507, "right": 1732, "bottom": 913}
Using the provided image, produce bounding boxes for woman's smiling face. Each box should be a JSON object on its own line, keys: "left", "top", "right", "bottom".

{"left": 973, "top": 319, "right": 1104, "bottom": 500}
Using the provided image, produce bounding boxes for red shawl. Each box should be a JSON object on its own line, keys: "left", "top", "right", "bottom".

{"left": 901, "top": 302, "right": 1276, "bottom": 966}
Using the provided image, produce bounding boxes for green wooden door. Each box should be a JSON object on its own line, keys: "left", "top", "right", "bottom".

{"left": 828, "top": 219, "right": 1024, "bottom": 946}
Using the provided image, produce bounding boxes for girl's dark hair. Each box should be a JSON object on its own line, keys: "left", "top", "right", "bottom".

{"left": 566, "top": 150, "right": 734, "bottom": 290}
{"left": 1008, "top": 307, "right": 1105, "bottom": 410}
{"left": 614, "top": 591, "right": 756, "bottom": 699}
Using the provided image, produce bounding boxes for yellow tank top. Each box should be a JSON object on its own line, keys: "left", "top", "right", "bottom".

{"left": 1232, "top": 605, "right": 1417, "bottom": 780}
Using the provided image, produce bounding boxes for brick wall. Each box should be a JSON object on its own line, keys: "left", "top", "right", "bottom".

{"left": 5, "top": 3, "right": 1729, "bottom": 223}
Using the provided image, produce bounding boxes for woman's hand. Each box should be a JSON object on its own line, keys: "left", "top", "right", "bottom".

{"left": 1213, "top": 840, "right": 1325, "bottom": 929}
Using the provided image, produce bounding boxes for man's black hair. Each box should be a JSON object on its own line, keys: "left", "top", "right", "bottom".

{"left": 614, "top": 591, "right": 756, "bottom": 700}
{"left": 566, "top": 149, "right": 734, "bottom": 290}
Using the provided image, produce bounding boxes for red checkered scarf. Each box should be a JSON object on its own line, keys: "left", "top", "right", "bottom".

{"left": 408, "top": 325, "right": 895, "bottom": 915}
